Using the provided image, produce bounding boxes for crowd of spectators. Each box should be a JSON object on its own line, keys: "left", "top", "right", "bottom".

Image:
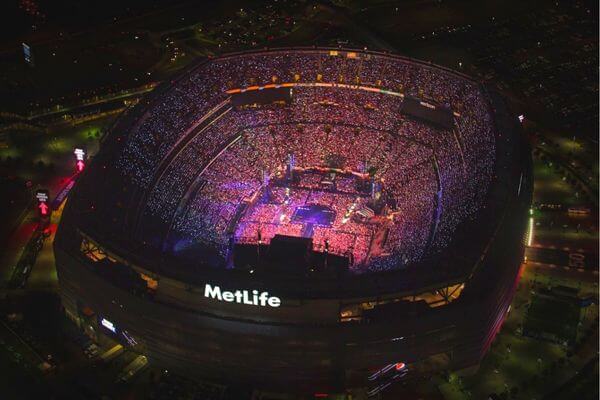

{"left": 109, "top": 49, "right": 495, "bottom": 273}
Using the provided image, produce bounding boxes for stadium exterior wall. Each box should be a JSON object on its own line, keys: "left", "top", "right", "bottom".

{"left": 55, "top": 159, "right": 531, "bottom": 393}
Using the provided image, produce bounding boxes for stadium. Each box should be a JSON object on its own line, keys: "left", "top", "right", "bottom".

{"left": 54, "top": 48, "right": 533, "bottom": 394}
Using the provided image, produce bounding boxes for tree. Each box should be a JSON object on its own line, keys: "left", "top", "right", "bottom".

{"left": 510, "top": 387, "right": 518, "bottom": 398}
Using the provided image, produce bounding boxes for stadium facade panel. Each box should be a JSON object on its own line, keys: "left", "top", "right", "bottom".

{"left": 55, "top": 48, "right": 532, "bottom": 393}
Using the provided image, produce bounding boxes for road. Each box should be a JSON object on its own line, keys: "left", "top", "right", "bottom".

{"left": 526, "top": 246, "right": 598, "bottom": 271}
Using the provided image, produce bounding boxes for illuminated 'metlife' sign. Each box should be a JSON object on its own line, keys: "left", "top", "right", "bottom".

{"left": 204, "top": 284, "right": 281, "bottom": 307}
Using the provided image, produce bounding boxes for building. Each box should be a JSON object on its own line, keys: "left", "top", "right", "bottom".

{"left": 54, "top": 48, "right": 532, "bottom": 394}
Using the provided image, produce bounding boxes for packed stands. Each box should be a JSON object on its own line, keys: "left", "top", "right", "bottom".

{"left": 103, "top": 49, "right": 495, "bottom": 273}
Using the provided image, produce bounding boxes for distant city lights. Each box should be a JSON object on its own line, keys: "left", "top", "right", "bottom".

{"left": 101, "top": 318, "right": 116, "bottom": 333}
{"left": 527, "top": 217, "right": 534, "bottom": 247}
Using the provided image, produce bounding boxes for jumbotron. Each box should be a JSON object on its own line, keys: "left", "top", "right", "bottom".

{"left": 55, "top": 48, "right": 532, "bottom": 394}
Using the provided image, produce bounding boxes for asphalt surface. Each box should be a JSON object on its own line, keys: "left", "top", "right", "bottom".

{"left": 526, "top": 246, "right": 599, "bottom": 271}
